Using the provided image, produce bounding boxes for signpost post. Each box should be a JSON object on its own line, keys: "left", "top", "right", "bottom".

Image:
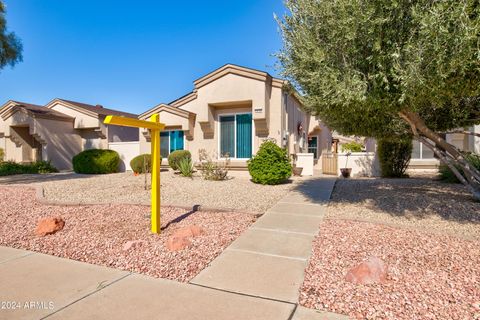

{"left": 104, "top": 114, "right": 165, "bottom": 234}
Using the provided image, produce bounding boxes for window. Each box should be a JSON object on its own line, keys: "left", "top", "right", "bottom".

{"left": 219, "top": 113, "right": 252, "bottom": 158}
{"left": 308, "top": 136, "right": 318, "bottom": 158}
{"left": 411, "top": 140, "right": 434, "bottom": 159}
{"left": 160, "top": 130, "right": 184, "bottom": 158}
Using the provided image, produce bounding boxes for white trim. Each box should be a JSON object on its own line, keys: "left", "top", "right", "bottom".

{"left": 218, "top": 112, "right": 254, "bottom": 160}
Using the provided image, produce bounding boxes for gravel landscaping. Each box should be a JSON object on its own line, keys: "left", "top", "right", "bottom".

{"left": 300, "top": 219, "right": 480, "bottom": 320}
{"left": 327, "top": 178, "right": 480, "bottom": 240}
{"left": 0, "top": 187, "right": 256, "bottom": 282}
{"left": 18, "top": 171, "right": 297, "bottom": 213}
{"left": 300, "top": 177, "right": 480, "bottom": 319}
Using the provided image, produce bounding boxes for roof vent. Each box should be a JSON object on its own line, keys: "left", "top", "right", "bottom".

{"left": 95, "top": 104, "right": 103, "bottom": 108}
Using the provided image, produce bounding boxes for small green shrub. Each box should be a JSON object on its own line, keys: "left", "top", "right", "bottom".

{"left": 341, "top": 141, "right": 364, "bottom": 152}
{"left": 178, "top": 157, "right": 194, "bottom": 177}
{"left": 72, "top": 149, "right": 119, "bottom": 174}
{"left": 248, "top": 140, "right": 292, "bottom": 185}
{"left": 377, "top": 137, "right": 412, "bottom": 178}
{"left": 130, "top": 154, "right": 155, "bottom": 173}
{"left": 0, "top": 160, "right": 58, "bottom": 176}
{"left": 168, "top": 150, "right": 191, "bottom": 170}
{"left": 198, "top": 149, "right": 229, "bottom": 181}
{"left": 29, "top": 161, "right": 59, "bottom": 174}
{"left": 0, "top": 148, "right": 4, "bottom": 161}
{"left": 439, "top": 152, "right": 480, "bottom": 183}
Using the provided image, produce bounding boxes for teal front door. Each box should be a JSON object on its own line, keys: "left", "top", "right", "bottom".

{"left": 236, "top": 113, "right": 252, "bottom": 158}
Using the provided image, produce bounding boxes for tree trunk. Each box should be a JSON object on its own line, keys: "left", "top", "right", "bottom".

{"left": 399, "top": 110, "right": 480, "bottom": 201}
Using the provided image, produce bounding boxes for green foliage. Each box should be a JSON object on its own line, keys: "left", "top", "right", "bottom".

{"left": 439, "top": 153, "right": 480, "bottom": 183}
{"left": 168, "top": 150, "right": 191, "bottom": 171}
{"left": 72, "top": 149, "right": 119, "bottom": 174}
{"left": 0, "top": 160, "right": 58, "bottom": 176}
{"left": 247, "top": 140, "right": 292, "bottom": 185}
{"left": 377, "top": 137, "right": 412, "bottom": 178}
{"left": 178, "top": 157, "right": 194, "bottom": 177}
{"left": 341, "top": 142, "right": 364, "bottom": 153}
{"left": 198, "top": 149, "right": 229, "bottom": 181}
{"left": 0, "top": 1, "right": 22, "bottom": 70}
{"left": 130, "top": 154, "right": 154, "bottom": 174}
{"left": 0, "top": 147, "right": 4, "bottom": 161}
{"left": 276, "top": 0, "right": 480, "bottom": 138}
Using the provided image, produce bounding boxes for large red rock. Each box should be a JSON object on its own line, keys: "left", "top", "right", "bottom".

{"left": 35, "top": 217, "right": 65, "bottom": 236}
{"left": 174, "top": 225, "right": 204, "bottom": 238}
{"left": 345, "top": 256, "right": 387, "bottom": 284}
{"left": 165, "top": 225, "right": 205, "bottom": 251}
{"left": 166, "top": 236, "right": 191, "bottom": 251}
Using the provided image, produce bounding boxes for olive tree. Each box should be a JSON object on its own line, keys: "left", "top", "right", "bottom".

{"left": 0, "top": 1, "right": 22, "bottom": 70}
{"left": 277, "top": 0, "right": 480, "bottom": 200}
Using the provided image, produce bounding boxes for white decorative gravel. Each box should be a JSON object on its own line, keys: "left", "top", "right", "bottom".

{"left": 35, "top": 171, "right": 298, "bottom": 213}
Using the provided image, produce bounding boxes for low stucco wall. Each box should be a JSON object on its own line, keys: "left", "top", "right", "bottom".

{"left": 337, "top": 152, "right": 380, "bottom": 177}
{"left": 108, "top": 141, "right": 140, "bottom": 172}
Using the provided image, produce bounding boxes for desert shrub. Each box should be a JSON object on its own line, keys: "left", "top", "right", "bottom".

{"left": 168, "top": 150, "right": 191, "bottom": 171}
{"left": 72, "top": 149, "right": 119, "bottom": 174}
{"left": 178, "top": 157, "right": 194, "bottom": 177}
{"left": 198, "top": 149, "right": 229, "bottom": 181}
{"left": 29, "top": 161, "right": 58, "bottom": 174}
{"left": 130, "top": 154, "right": 155, "bottom": 173}
{"left": 341, "top": 141, "right": 364, "bottom": 152}
{"left": 0, "top": 160, "right": 58, "bottom": 176}
{"left": 439, "top": 152, "right": 480, "bottom": 183}
{"left": 0, "top": 148, "right": 4, "bottom": 161}
{"left": 377, "top": 137, "right": 412, "bottom": 178}
{"left": 248, "top": 140, "right": 292, "bottom": 185}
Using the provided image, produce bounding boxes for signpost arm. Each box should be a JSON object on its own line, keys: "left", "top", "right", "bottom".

{"left": 150, "top": 114, "right": 161, "bottom": 233}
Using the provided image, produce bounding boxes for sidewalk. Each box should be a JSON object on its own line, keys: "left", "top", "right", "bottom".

{"left": 0, "top": 177, "right": 347, "bottom": 320}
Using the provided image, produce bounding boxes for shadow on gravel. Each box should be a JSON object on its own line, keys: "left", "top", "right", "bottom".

{"left": 329, "top": 178, "right": 480, "bottom": 224}
{"left": 0, "top": 173, "right": 91, "bottom": 185}
{"left": 161, "top": 205, "right": 201, "bottom": 231}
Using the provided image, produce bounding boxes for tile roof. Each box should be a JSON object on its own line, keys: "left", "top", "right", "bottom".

{"left": 57, "top": 99, "right": 138, "bottom": 118}
{"left": 10, "top": 101, "right": 74, "bottom": 120}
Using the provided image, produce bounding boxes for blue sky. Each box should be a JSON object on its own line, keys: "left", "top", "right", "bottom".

{"left": 0, "top": 1, "right": 287, "bottom": 114}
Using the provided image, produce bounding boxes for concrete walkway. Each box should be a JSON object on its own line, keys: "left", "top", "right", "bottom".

{"left": 0, "top": 177, "right": 347, "bottom": 320}
{"left": 191, "top": 177, "right": 337, "bottom": 303}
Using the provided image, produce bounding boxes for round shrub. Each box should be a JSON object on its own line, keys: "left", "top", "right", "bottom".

{"left": 377, "top": 137, "right": 412, "bottom": 178}
{"left": 248, "top": 140, "right": 292, "bottom": 185}
{"left": 130, "top": 154, "right": 157, "bottom": 173}
{"left": 168, "top": 150, "right": 191, "bottom": 170}
{"left": 72, "top": 149, "right": 120, "bottom": 174}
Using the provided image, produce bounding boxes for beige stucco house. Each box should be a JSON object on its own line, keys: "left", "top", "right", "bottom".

{"left": 138, "top": 64, "right": 332, "bottom": 170}
{"left": 0, "top": 99, "right": 138, "bottom": 170}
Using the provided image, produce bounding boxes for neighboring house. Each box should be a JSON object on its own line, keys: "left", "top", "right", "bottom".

{"left": 0, "top": 99, "right": 138, "bottom": 170}
{"left": 138, "top": 64, "right": 332, "bottom": 170}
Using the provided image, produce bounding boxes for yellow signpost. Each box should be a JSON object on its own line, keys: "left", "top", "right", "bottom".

{"left": 104, "top": 114, "right": 165, "bottom": 234}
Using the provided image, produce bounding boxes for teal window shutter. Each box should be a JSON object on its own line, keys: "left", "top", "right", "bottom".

{"left": 236, "top": 113, "right": 252, "bottom": 158}
{"left": 169, "top": 130, "right": 184, "bottom": 153}
{"left": 220, "top": 116, "right": 235, "bottom": 157}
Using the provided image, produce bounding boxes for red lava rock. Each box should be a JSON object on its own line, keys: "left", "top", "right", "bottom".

{"left": 122, "top": 240, "right": 147, "bottom": 251}
{"left": 345, "top": 256, "right": 387, "bottom": 285}
{"left": 174, "top": 225, "right": 205, "bottom": 238}
{"left": 35, "top": 217, "right": 65, "bottom": 236}
{"left": 166, "top": 236, "right": 191, "bottom": 251}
